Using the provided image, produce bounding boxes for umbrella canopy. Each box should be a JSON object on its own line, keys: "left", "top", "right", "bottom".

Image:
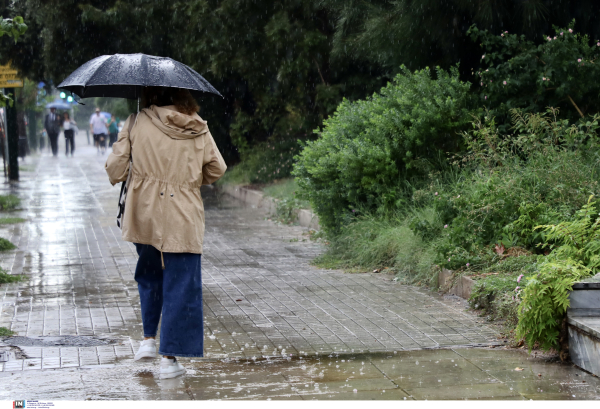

{"left": 58, "top": 53, "right": 222, "bottom": 99}
{"left": 46, "top": 99, "right": 72, "bottom": 110}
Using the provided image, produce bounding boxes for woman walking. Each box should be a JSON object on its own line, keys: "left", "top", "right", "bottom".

{"left": 105, "top": 87, "right": 227, "bottom": 378}
{"left": 63, "top": 112, "right": 76, "bottom": 156}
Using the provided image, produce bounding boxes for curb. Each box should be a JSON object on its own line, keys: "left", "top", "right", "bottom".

{"left": 437, "top": 268, "right": 475, "bottom": 300}
{"left": 221, "top": 184, "right": 320, "bottom": 230}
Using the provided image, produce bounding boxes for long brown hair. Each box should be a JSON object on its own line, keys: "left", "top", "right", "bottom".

{"left": 141, "top": 87, "right": 200, "bottom": 116}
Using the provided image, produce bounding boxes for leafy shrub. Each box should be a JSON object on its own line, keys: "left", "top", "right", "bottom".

{"left": 502, "top": 202, "right": 564, "bottom": 250}
{"left": 0, "top": 194, "right": 20, "bottom": 210}
{"left": 469, "top": 21, "right": 600, "bottom": 127}
{"left": 517, "top": 197, "right": 600, "bottom": 350}
{"left": 273, "top": 198, "right": 303, "bottom": 224}
{"left": 220, "top": 139, "right": 302, "bottom": 185}
{"left": 438, "top": 108, "right": 600, "bottom": 269}
{"left": 469, "top": 254, "right": 538, "bottom": 319}
{"left": 294, "top": 66, "right": 472, "bottom": 233}
{"left": 0, "top": 327, "right": 15, "bottom": 336}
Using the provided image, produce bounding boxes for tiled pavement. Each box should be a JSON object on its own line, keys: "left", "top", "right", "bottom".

{"left": 0, "top": 137, "right": 499, "bottom": 373}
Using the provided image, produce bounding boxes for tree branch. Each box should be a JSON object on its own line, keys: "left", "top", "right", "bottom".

{"left": 568, "top": 95, "right": 584, "bottom": 118}
{"left": 313, "top": 58, "right": 327, "bottom": 85}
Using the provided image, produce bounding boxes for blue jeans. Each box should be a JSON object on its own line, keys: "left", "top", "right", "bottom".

{"left": 134, "top": 243, "right": 204, "bottom": 357}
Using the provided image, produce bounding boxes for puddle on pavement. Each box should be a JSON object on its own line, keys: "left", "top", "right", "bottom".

{"left": 2, "top": 348, "right": 599, "bottom": 400}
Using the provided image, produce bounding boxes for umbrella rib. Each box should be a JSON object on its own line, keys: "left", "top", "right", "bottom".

{"left": 85, "top": 57, "right": 118, "bottom": 92}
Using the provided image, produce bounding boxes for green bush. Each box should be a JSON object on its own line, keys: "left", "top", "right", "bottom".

{"left": 437, "top": 109, "right": 600, "bottom": 270}
{"left": 0, "top": 327, "right": 15, "bottom": 336}
{"left": 469, "top": 21, "right": 600, "bottom": 127}
{"left": 0, "top": 194, "right": 20, "bottom": 210}
{"left": 219, "top": 139, "right": 302, "bottom": 186}
{"left": 294, "top": 66, "right": 472, "bottom": 233}
{"left": 517, "top": 197, "right": 600, "bottom": 351}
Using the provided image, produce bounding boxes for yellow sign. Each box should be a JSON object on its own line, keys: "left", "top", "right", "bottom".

{"left": 0, "top": 64, "right": 23, "bottom": 88}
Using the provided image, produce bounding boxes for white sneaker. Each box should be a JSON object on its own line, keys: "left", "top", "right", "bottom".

{"left": 160, "top": 357, "right": 186, "bottom": 379}
{"left": 134, "top": 339, "right": 157, "bottom": 361}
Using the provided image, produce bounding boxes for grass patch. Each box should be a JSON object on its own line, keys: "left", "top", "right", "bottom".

{"left": 0, "top": 238, "right": 16, "bottom": 251}
{"left": 467, "top": 254, "right": 538, "bottom": 331}
{"left": 0, "top": 327, "right": 15, "bottom": 336}
{"left": 18, "top": 165, "right": 35, "bottom": 172}
{"left": 0, "top": 195, "right": 20, "bottom": 211}
{"left": 219, "top": 165, "right": 251, "bottom": 186}
{"left": 263, "top": 178, "right": 309, "bottom": 207}
{"left": 314, "top": 214, "right": 438, "bottom": 285}
{"left": 0, "top": 217, "right": 25, "bottom": 225}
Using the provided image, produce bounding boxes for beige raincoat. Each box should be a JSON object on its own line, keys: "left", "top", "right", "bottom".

{"left": 105, "top": 105, "right": 227, "bottom": 255}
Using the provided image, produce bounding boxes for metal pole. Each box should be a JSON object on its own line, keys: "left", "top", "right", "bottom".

{"left": 5, "top": 88, "right": 19, "bottom": 181}
{"left": 4, "top": 88, "right": 19, "bottom": 181}
{"left": 0, "top": 108, "right": 7, "bottom": 177}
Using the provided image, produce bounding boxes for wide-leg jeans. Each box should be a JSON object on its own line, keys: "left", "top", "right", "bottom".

{"left": 134, "top": 243, "right": 204, "bottom": 357}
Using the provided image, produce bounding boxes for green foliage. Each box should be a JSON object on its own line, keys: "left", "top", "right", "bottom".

{"left": 264, "top": 179, "right": 299, "bottom": 201}
{"left": 0, "top": 268, "right": 22, "bottom": 284}
{"left": 294, "top": 66, "right": 472, "bottom": 233}
{"left": 0, "top": 15, "right": 27, "bottom": 108}
{"left": 323, "top": 1, "right": 600, "bottom": 77}
{"left": 516, "top": 197, "right": 600, "bottom": 350}
{"left": 0, "top": 238, "right": 16, "bottom": 251}
{"left": 0, "top": 218, "right": 26, "bottom": 225}
{"left": 0, "top": 327, "right": 15, "bottom": 336}
{"left": 0, "top": 195, "right": 20, "bottom": 210}
{"left": 438, "top": 108, "right": 600, "bottom": 270}
{"left": 503, "top": 202, "right": 564, "bottom": 250}
{"left": 0, "top": 16, "right": 27, "bottom": 42}
{"left": 469, "top": 21, "right": 600, "bottom": 126}
{"left": 517, "top": 259, "right": 591, "bottom": 351}
{"left": 273, "top": 198, "right": 303, "bottom": 225}
{"left": 220, "top": 139, "right": 303, "bottom": 186}
{"left": 314, "top": 214, "right": 438, "bottom": 284}
{"left": 469, "top": 255, "right": 537, "bottom": 320}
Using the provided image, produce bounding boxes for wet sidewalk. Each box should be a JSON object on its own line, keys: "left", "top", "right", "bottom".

{"left": 0, "top": 137, "right": 599, "bottom": 400}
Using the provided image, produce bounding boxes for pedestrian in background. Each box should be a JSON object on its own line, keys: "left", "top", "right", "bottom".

{"left": 63, "top": 112, "right": 76, "bottom": 157}
{"left": 90, "top": 108, "right": 108, "bottom": 155}
{"left": 108, "top": 114, "right": 119, "bottom": 148}
{"left": 105, "top": 87, "right": 227, "bottom": 379}
{"left": 44, "top": 107, "right": 61, "bottom": 157}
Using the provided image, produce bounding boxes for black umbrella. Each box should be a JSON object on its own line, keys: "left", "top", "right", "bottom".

{"left": 58, "top": 53, "right": 221, "bottom": 99}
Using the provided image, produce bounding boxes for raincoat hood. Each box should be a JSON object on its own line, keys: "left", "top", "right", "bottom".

{"left": 143, "top": 104, "right": 208, "bottom": 140}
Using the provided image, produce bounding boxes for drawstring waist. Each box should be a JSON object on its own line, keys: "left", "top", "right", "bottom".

{"left": 160, "top": 250, "right": 165, "bottom": 270}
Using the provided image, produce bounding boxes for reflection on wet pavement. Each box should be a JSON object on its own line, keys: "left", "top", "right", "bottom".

{"left": 1, "top": 348, "right": 599, "bottom": 400}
